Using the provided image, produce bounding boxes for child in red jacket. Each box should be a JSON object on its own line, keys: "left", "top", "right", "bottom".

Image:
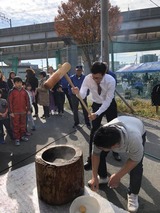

{"left": 8, "top": 76, "right": 30, "bottom": 146}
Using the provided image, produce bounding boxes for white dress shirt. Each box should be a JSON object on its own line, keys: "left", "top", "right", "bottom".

{"left": 79, "top": 73, "right": 116, "bottom": 115}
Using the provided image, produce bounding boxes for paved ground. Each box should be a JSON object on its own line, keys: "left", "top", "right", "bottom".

{"left": 0, "top": 105, "right": 160, "bottom": 213}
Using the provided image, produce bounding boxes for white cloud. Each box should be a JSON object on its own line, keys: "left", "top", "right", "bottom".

{"left": 111, "top": 0, "right": 158, "bottom": 11}
{"left": 0, "top": 0, "right": 68, "bottom": 27}
{"left": 0, "top": 0, "right": 158, "bottom": 28}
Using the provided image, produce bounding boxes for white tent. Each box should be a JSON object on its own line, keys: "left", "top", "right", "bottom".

{"left": 116, "top": 61, "right": 160, "bottom": 73}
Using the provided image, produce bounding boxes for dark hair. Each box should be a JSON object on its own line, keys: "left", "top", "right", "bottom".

{"left": 103, "top": 62, "right": 109, "bottom": 73}
{"left": 26, "top": 68, "right": 35, "bottom": 74}
{"left": 26, "top": 83, "right": 31, "bottom": 87}
{"left": 91, "top": 61, "right": 106, "bottom": 75}
{"left": 9, "top": 71, "right": 16, "bottom": 79}
{"left": 39, "top": 71, "right": 46, "bottom": 77}
{"left": 13, "top": 76, "right": 22, "bottom": 83}
{"left": 93, "top": 126, "right": 121, "bottom": 148}
{"left": 76, "top": 65, "right": 83, "bottom": 70}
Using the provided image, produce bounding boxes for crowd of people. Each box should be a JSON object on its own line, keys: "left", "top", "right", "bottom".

{"left": 0, "top": 66, "right": 70, "bottom": 146}
{"left": 0, "top": 62, "right": 146, "bottom": 212}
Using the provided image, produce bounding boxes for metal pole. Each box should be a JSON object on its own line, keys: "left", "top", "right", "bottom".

{"left": 10, "top": 19, "right": 12, "bottom": 28}
{"left": 101, "top": 0, "right": 109, "bottom": 65}
{"left": 0, "top": 51, "right": 3, "bottom": 72}
{"left": 45, "top": 32, "right": 49, "bottom": 69}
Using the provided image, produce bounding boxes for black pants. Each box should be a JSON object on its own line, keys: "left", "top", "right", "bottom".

{"left": 62, "top": 88, "right": 73, "bottom": 111}
{"left": 89, "top": 98, "right": 117, "bottom": 155}
{"left": 32, "top": 93, "right": 39, "bottom": 115}
{"left": 71, "top": 94, "right": 90, "bottom": 126}
{"left": 0, "top": 118, "right": 13, "bottom": 140}
{"left": 43, "top": 106, "right": 50, "bottom": 117}
{"left": 99, "top": 132, "right": 146, "bottom": 195}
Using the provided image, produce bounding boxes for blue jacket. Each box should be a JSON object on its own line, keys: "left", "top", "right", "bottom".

{"left": 68, "top": 74, "right": 85, "bottom": 95}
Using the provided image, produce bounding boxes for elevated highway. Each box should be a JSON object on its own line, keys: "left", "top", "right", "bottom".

{"left": 0, "top": 7, "right": 160, "bottom": 62}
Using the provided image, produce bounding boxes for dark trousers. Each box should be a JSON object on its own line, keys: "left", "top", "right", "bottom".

{"left": 62, "top": 88, "right": 73, "bottom": 111}
{"left": 57, "top": 92, "right": 65, "bottom": 113}
{"left": 71, "top": 94, "right": 90, "bottom": 125}
{"left": 99, "top": 133, "right": 146, "bottom": 195}
{"left": 32, "top": 93, "right": 39, "bottom": 115}
{"left": 0, "top": 118, "right": 13, "bottom": 139}
{"left": 43, "top": 106, "right": 50, "bottom": 117}
{"left": 89, "top": 98, "right": 117, "bottom": 155}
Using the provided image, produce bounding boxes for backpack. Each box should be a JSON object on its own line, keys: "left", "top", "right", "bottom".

{"left": 151, "top": 84, "right": 160, "bottom": 106}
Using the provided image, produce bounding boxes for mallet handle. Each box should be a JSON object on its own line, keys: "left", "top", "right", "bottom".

{"left": 64, "top": 74, "right": 91, "bottom": 115}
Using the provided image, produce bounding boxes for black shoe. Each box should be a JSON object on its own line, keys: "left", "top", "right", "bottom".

{"left": 33, "top": 114, "right": 38, "bottom": 117}
{"left": 72, "top": 123, "right": 79, "bottom": 128}
{"left": 84, "top": 159, "right": 92, "bottom": 171}
{"left": 41, "top": 115, "right": 45, "bottom": 119}
{"left": 112, "top": 152, "right": 121, "bottom": 161}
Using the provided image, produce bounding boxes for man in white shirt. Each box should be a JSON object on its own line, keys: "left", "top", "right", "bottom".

{"left": 88, "top": 115, "right": 146, "bottom": 212}
{"left": 72, "top": 61, "right": 118, "bottom": 173}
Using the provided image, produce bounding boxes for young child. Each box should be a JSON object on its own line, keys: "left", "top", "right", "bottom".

{"left": 0, "top": 89, "right": 13, "bottom": 144}
{"left": 8, "top": 76, "right": 30, "bottom": 146}
{"left": 25, "top": 83, "right": 36, "bottom": 131}
{"left": 56, "top": 85, "right": 65, "bottom": 116}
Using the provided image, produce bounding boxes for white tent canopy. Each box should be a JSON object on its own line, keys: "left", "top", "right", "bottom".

{"left": 116, "top": 61, "right": 160, "bottom": 73}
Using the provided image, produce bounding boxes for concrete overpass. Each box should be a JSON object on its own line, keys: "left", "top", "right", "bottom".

{"left": 0, "top": 7, "right": 160, "bottom": 63}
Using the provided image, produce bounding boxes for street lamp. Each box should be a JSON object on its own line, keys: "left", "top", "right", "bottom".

{"left": 101, "top": 0, "right": 109, "bottom": 65}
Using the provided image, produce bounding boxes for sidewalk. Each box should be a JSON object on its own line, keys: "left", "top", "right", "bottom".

{"left": 0, "top": 107, "right": 160, "bottom": 212}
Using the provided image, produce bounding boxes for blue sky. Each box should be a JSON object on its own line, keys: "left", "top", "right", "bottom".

{"left": 0, "top": 0, "right": 159, "bottom": 68}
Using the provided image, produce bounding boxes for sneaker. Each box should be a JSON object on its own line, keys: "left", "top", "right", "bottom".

{"left": 15, "top": 140, "right": 20, "bottom": 146}
{"left": 88, "top": 175, "right": 108, "bottom": 186}
{"left": 127, "top": 193, "right": 139, "bottom": 212}
{"left": 51, "top": 110, "right": 54, "bottom": 115}
{"left": 21, "top": 136, "right": 29, "bottom": 142}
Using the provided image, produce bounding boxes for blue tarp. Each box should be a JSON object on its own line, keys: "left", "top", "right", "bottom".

{"left": 116, "top": 61, "right": 160, "bottom": 73}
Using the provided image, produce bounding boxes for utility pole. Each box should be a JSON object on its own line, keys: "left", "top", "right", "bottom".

{"left": 101, "top": 0, "right": 109, "bottom": 66}
{"left": 0, "top": 13, "right": 12, "bottom": 28}
{"left": 0, "top": 51, "right": 3, "bottom": 72}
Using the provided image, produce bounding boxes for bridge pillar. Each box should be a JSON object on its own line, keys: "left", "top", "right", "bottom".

{"left": 67, "top": 44, "right": 78, "bottom": 74}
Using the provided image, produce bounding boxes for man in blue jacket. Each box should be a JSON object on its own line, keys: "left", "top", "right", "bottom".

{"left": 69, "top": 65, "right": 90, "bottom": 128}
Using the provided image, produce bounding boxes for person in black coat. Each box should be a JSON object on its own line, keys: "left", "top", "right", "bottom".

{"left": 7, "top": 71, "right": 16, "bottom": 91}
{"left": 25, "top": 68, "right": 39, "bottom": 117}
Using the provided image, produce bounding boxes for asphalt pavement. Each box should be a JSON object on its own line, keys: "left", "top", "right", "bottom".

{"left": 0, "top": 106, "right": 160, "bottom": 213}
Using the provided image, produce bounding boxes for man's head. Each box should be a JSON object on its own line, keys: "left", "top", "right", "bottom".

{"left": 75, "top": 65, "right": 83, "bottom": 77}
{"left": 39, "top": 71, "right": 47, "bottom": 78}
{"left": 93, "top": 125, "right": 121, "bottom": 151}
{"left": 13, "top": 76, "right": 23, "bottom": 89}
{"left": 91, "top": 62, "right": 106, "bottom": 84}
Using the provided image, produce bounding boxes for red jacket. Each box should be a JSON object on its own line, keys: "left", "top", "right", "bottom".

{"left": 8, "top": 87, "right": 30, "bottom": 114}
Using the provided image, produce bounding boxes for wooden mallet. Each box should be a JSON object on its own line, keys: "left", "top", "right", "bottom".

{"left": 44, "top": 62, "right": 71, "bottom": 89}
